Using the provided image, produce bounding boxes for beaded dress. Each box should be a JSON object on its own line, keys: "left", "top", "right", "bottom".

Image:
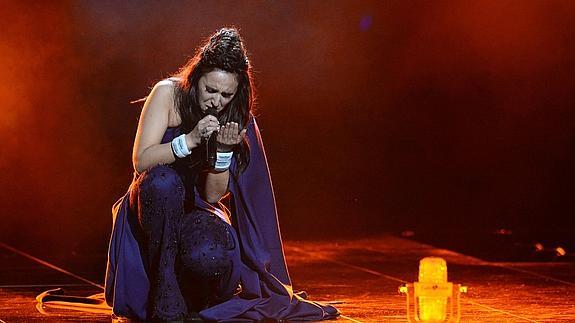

{"left": 104, "top": 116, "right": 340, "bottom": 321}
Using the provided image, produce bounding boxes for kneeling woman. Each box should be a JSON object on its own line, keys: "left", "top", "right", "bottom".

{"left": 105, "top": 28, "right": 339, "bottom": 322}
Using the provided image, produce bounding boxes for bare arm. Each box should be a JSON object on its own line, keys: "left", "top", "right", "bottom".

{"left": 203, "top": 170, "right": 230, "bottom": 203}
{"left": 133, "top": 80, "right": 181, "bottom": 173}
{"left": 132, "top": 80, "right": 213, "bottom": 173}
{"left": 133, "top": 80, "right": 226, "bottom": 203}
{"left": 202, "top": 122, "right": 247, "bottom": 203}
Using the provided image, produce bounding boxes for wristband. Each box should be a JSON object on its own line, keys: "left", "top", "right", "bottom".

{"left": 171, "top": 134, "right": 191, "bottom": 158}
{"left": 214, "top": 151, "right": 233, "bottom": 171}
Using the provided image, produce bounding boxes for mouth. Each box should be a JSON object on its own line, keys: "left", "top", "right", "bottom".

{"left": 205, "top": 103, "right": 219, "bottom": 111}
{"left": 204, "top": 104, "right": 221, "bottom": 116}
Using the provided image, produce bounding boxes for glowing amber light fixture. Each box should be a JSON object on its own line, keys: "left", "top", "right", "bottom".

{"left": 399, "top": 257, "right": 467, "bottom": 322}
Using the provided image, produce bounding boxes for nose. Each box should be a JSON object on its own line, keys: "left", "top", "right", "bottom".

{"left": 210, "top": 94, "right": 222, "bottom": 108}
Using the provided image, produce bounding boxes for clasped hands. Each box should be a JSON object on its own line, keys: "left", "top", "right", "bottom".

{"left": 188, "top": 114, "right": 246, "bottom": 152}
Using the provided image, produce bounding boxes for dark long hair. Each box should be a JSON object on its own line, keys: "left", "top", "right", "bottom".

{"left": 171, "top": 27, "right": 254, "bottom": 173}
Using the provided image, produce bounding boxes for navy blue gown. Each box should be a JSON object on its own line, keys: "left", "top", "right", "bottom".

{"left": 104, "top": 117, "right": 339, "bottom": 322}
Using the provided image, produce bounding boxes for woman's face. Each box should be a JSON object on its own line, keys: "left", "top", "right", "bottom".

{"left": 197, "top": 69, "right": 239, "bottom": 113}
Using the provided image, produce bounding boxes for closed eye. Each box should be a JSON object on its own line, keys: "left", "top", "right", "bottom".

{"left": 206, "top": 86, "right": 234, "bottom": 98}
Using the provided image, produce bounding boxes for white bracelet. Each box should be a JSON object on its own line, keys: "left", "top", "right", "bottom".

{"left": 171, "top": 139, "right": 185, "bottom": 158}
{"left": 215, "top": 151, "right": 233, "bottom": 171}
{"left": 171, "top": 134, "right": 191, "bottom": 158}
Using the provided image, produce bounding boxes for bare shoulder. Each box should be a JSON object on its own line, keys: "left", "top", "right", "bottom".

{"left": 147, "top": 79, "right": 181, "bottom": 127}
{"left": 156, "top": 77, "right": 182, "bottom": 127}
{"left": 151, "top": 79, "right": 176, "bottom": 99}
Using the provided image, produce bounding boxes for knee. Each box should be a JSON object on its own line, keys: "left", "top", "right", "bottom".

{"left": 137, "top": 165, "right": 184, "bottom": 199}
{"left": 182, "top": 246, "right": 235, "bottom": 279}
{"left": 180, "top": 214, "right": 238, "bottom": 277}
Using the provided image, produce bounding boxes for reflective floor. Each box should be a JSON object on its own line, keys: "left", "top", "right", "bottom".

{"left": 1, "top": 235, "right": 574, "bottom": 322}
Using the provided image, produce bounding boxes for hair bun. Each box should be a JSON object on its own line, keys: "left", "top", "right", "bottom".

{"left": 201, "top": 28, "right": 249, "bottom": 73}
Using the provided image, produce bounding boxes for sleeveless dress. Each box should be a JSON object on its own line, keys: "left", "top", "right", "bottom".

{"left": 105, "top": 117, "right": 340, "bottom": 322}
{"left": 127, "top": 125, "right": 241, "bottom": 319}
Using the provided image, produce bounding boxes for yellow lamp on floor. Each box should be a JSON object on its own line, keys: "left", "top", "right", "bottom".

{"left": 399, "top": 257, "right": 467, "bottom": 322}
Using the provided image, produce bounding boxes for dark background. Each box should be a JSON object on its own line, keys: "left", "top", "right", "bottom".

{"left": 1, "top": 1, "right": 574, "bottom": 262}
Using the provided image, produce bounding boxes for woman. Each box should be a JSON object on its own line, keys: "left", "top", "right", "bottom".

{"left": 105, "top": 28, "right": 339, "bottom": 322}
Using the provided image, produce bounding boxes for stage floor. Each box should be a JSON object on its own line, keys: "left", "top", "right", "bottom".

{"left": 1, "top": 235, "right": 573, "bottom": 322}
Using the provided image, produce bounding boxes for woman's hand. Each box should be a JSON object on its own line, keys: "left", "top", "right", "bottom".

{"left": 217, "top": 122, "right": 247, "bottom": 152}
{"left": 187, "top": 115, "right": 220, "bottom": 149}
